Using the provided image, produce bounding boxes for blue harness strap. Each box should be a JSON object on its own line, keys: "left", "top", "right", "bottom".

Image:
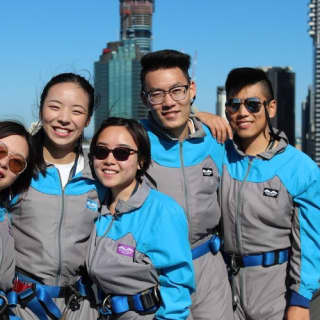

{"left": 192, "top": 235, "right": 221, "bottom": 260}
{"left": 0, "top": 290, "right": 21, "bottom": 320}
{"left": 99, "top": 287, "right": 161, "bottom": 316}
{"left": 225, "top": 248, "right": 289, "bottom": 271}
{"left": 9, "top": 274, "right": 90, "bottom": 320}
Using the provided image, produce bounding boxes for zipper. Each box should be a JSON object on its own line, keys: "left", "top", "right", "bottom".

{"left": 179, "top": 141, "right": 192, "bottom": 243}
{"left": 56, "top": 169, "right": 64, "bottom": 286}
{"left": 88, "top": 214, "right": 115, "bottom": 276}
{"left": 235, "top": 157, "right": 253, "bottom": 307}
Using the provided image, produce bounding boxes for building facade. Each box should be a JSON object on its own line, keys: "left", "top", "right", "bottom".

{"left": 261, "top": 67, "right": 296, "bottom": 146}
{"left": 309, "top": 0, "right": 320, "bottom": 165}
{"left": 215, "top": 86, "right": 227, "bottom": 119}
{"left": 94, "top": 0, "right": 155, "bottom": 132}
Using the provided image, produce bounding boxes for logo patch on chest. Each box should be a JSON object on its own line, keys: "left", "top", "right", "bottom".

{"left": 263, "top": 188, "right": 279, "bottom": 198}
{"left": 202, "top": 168, "right": 213, "bottom": 176}
{"left": 117, "top": 243, "right": 135, "bottom": 257}
{"left": 86, "top": 199, "right": 98, "bottom": 211}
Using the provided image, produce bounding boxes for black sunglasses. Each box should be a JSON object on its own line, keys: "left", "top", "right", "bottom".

{"left": 225, "top": 97, "right": 268, "bottom": 113}
{"left": 91, "top": 145, "right": 138, "bottom": 161}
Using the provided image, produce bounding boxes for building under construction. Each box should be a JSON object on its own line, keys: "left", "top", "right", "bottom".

{"left": 120, "top": 0, "right": 155, "bottom": 54}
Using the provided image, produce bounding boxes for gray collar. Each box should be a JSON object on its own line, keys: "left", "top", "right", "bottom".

{"left": 231, "top": 129, "right": 288, "bottom": 160}
{"left": 101, "top": 180, "right": 150, "bottom": 217}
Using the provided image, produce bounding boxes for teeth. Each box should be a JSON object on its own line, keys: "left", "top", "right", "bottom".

{"left": 55, "top": 128, "right": 70, "bottom": 133}
{"left": 102, "top": 169, "right": 116, "bottom": 174}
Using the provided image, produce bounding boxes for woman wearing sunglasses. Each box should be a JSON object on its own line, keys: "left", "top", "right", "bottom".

{"left": 221, "top": 68, "right": 320, "bottom": 320}
{"left": 87, "top": 117, "right": 194, "bottom": 319}
{"left": 10, "top": 73, "right": 104, "bottom": 320}
{"left": 0, "top": 121, "right": 33, "bottom": 317}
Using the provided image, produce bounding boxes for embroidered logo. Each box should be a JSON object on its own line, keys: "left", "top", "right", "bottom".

{"left": 263, "top": 188, "right": 279, "bottom": 198}
{"left": 86, "top": 199, "right": 98, "bottom": 211}
{"left": 117, "top": 243, "right": 135, "bottom": 257}
{"left": 202, "top": 168, "right": 213, "bottom": 176}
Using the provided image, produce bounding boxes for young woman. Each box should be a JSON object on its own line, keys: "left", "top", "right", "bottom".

{"left": 0, "top": 121, "right": 33, "bottom": 317}
{"left": 10, "top": 73, "right": 104, "bottom": 320}
{"left": 87, "top": 117, "right": 195, "bottom": 320}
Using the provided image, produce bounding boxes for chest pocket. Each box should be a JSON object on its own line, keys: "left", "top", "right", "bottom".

{"left": 89, "top": 232, "right": 158, "bottom": 296}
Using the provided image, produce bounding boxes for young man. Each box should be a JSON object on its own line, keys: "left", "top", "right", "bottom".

{"left": 140, "top": 49, "right": 233, "bottom": 320}
{"left": 221, "top": 67, "right": 320, "bottom": 320}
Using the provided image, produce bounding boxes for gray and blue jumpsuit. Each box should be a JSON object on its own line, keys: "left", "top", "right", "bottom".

{"left": 10, "top": 153, "right": 104, "bottom": 320}
{"left": 141, "top": 115, "right": 234, "bottom": 320}
{"left": 86, "top": 181, "right": 195, "bottom": 319}
{"left": 0, "top": 207, "right": 15, "bottom": 316}
{"left": 221, "top": 132, "right": 320, "bottom": 319}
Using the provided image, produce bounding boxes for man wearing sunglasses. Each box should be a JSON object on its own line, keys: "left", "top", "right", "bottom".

{"left": 140, "top": 49, "right": 233, "bottom": 320}
{"left": 221, "top": 67, "right": 320, "bottom": 320}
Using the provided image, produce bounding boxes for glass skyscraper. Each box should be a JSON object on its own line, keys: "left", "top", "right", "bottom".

{"left": 94, "top": 0, "right": 155, "bottom": 132}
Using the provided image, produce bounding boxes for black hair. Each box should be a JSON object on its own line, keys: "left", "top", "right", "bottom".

{"left": 140, "top": 49, "right": 191, "bottom": 90}
{"left": 33, "top": 73, "right": 94, "bottom": 175}
{"left": 0, "top": 121, "right": 35, "bottom": 209}
{"left": 225, "top": 67, "right": 274, "bottom": 100}
{"left": 225, "top": 67, "right": 278, "bottom": 140}
{"left": 89, "top": 117, "right": 151, "bottom": 183}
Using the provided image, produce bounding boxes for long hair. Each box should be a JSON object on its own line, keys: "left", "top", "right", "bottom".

{"left": 33, "top": 73, "right": 94, "bottom": 176}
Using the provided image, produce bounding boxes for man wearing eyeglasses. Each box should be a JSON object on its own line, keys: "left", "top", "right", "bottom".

{"left": 221, "top": 67, "right": 320, "bottom": 320}
{"left": 140, "top": 49, "right": 234, "bottom": 320}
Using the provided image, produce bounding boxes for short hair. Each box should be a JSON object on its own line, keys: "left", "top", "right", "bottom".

{"left": 140, "top": 49, "right": 191, "bottom": 89}
{"left": 89, "top": 117, "right": 151, "bottom": 183}
{"left": 0, "top": 121, "right": 35, "bottom": 208}
{"left": 225, "top": 67, "right": 274, "bottom": 100}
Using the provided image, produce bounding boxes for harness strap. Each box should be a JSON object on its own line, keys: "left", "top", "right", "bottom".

{"left": 9, "top": 274, "right": 90, "bottom": 320}
{"left": 0, "top": 290, "right": 21, "bottom": 320}
{"left": 225, "top": 248, "right": 289, "bottom": 274}
{"left": 99, "top": 287, "right": 161, "bottom": 316}
{"left": 192, "top": 235, "right": 221, "bottom": 260}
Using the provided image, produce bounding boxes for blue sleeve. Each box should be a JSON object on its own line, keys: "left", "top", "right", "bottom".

{"left": 140, "top": 195, "right": 195, "bottom": 320}
{"left": 286, "top": 163, "right": 320, "bottom": 307}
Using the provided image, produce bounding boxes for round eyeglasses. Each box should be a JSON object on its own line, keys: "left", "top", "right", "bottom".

{"left": 0, "top": 141, "right": 27, "bottom": 175}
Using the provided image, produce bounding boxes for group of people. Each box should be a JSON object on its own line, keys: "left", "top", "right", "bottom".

{"left": 0, "top": 49, "right": 319, "bottom": 320}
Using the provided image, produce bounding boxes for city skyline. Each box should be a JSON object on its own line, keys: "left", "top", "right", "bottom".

{"left": 0, "top": 1, "right": 311, "bottom": 138}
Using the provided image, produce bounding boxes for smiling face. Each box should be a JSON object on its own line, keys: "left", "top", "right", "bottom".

{"left": 93, "top": 126, "right": 140, "bottom": 200}
{"left": 0, "top": 135, "right": 28, "bottom": 191}
{"left": 226, "top": 82, "right": 276, "bottom": 149}
{"left": 143, "top": 67, "right": 196, "bottom": 140}
{"left": 41, "top": 82, "right": 90, "bottom": 158}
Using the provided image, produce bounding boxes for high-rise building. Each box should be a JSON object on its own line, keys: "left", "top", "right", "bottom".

{"left": 94, "top": 0, "right": 155, "bottom": 132}
{"left": 94, "top": 40, "right": 145, "bottom": 131}
{"left": 308, "top": 0, "right": 320, "bottom": 165}
{"left": 216, "top": 86, "right": 227, "bottom": 119}
{"left": 261, "top": 67, "right": 296, "bottom": 146}
{"left": 302, "top": 86, "right": 315, "bottom": 158}
{"left": 120, "top": 0, "right": 154, "bottom": 54}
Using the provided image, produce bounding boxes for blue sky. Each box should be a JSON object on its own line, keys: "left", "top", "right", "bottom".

{"left": 0, "top": 0, "right": 311, "bottom": 138}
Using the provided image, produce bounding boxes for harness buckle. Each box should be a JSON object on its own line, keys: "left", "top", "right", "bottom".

{"left": 18, "top": 283, "right": 37, "bottom": 308}
{"left": 0, "top": 294, "right": 8, "bottom": 315}
{"left": 230, "top": 254, "right": 243, "bottom": 275}
{"left": 101, "top": 295, "right": 112, "bottom": 314}
{"left": 65, "top": 285, "right": 82, "bottom": 312}
{"left": 133, "top": 286, "right": 161, "bottom": 315}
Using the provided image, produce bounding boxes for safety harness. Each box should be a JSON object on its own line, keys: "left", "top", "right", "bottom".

{"left": 0, "top": 290, "right": 21, "bottom": 320}
{"left": 9, "top": 273, "right": 94, "bottom": 320}
{"left": 191, "top": 234, "right": 221, "bottom": 260}
{"left": 97, "top": 286, "right": 161, "bottom": 320}
{"left": 224, "top": 248, "right": 289, "bottom": 310}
